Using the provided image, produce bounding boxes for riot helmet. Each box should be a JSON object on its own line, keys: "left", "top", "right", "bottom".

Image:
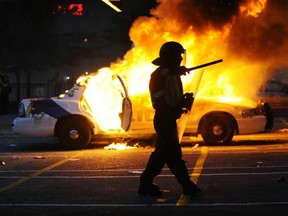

{"left": 152, "top": 41, "right": 185, "bottom": 66}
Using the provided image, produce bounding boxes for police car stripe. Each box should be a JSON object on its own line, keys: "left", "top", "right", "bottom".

{"left": 32, "top": 98, "right": 71, "bottom": 119}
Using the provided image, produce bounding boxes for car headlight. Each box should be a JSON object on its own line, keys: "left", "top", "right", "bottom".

{"left": 18, "top": 103, "right": 25, "bottom": 117}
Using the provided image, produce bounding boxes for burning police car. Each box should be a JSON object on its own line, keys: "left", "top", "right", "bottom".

{"left": 12, "top": 69, "right": 133, "bottom": 150}
{"left": 130, "top": 97, "right": 271, "bottom": 146}
{"left": 12, "top": 69, "right": 271, "bottom": 149}
{"left": 185, "top": 98, "right": 270, "bottom": 145}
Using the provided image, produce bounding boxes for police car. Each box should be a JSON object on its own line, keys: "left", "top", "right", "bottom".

{"left": 130, "top": 97, "right": 271, "bottom": 145}
{"left": 12, "top": 71, "right": 133, "bottom": 150}
{"left": 12, "top": 71, "right": 271, "bottom": 149}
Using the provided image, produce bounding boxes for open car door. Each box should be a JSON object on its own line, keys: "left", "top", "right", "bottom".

{"left": 117, "top": 75, "right": 132, "bottom": 131}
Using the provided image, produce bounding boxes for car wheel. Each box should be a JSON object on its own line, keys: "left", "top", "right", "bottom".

{"left": 58, "top": 118, "right": 91, "bottom": 150}
{"left": 200, "top": 114, "right": 234, "bottom": 145}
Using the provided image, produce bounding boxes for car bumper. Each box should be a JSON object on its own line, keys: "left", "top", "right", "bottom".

{"left": 12, "top": 117, "right": 56, "bottom": 137}
{"left": 237, "top": 116, "right": 267, "bottom": 134}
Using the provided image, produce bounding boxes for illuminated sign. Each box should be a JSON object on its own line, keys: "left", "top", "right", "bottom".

{"left": 53, "top": 3, "right": 83, "bottom": 16}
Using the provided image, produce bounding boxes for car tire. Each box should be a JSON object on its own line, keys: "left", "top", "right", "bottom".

{"left": 200, "top": 114, "right": 234, "bottom": 145}
{"left": 58, "top": 118, "right": 92, "bottom": 150}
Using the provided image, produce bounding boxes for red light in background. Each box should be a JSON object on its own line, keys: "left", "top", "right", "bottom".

{"left": 69, "top": 4, "right": 83, "bottom": 16}
{"left": 54, "top": 3, "right": 83, "bottom": 16}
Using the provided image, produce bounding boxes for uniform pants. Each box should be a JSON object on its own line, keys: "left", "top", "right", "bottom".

{"left": 140, "top": 112, "right": 191, "bottom": 186}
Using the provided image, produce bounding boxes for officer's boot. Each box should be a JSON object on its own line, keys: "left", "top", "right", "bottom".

{"left": 138, "top": 152, "right": 164, "bottom": 196}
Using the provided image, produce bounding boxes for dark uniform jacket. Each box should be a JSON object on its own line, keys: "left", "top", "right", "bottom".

{"left": 149, "top": 67, "right": 183, "bottom": 119}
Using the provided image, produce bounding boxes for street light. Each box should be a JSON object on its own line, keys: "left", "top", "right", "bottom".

{"left": 101, "top": 0, "right": 122, "bottom": 12}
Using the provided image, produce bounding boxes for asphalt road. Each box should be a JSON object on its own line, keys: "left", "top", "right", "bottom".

{"left": 0, "top": 116, "right": 288, "bottom": 216}
{"left": 0, "top": 138, "right": 288, "bottom": 215}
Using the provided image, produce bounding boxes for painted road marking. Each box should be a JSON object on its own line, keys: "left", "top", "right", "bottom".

{"left": 0, "top": 171, "right": 287, "bottom": 179}
{"left": 177, "top": 146, "right": 208, "bottom": 206}
{"left": 1, "top": 164, "right": 287, "bottom": 173}
{"left": 0, "top": 152, "right": 83, "bottom": 193}
{"left": 0, "top": 201, "right": 287, "bottom": 207}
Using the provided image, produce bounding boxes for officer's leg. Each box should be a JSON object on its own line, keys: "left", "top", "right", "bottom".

{"left": 139, "top": 113, "right": 167, "bottom": 185}
{"left": 138, "top": 139, "right": 166, "bottom": 196}
{"left": 138, "top": 113, "right": 173, "bottom": 196}
{"left": 166, "top": 140, "right": 201, "bottom": 195}
{"left": 139, "top": 151, "right": 165, "bottom": 185}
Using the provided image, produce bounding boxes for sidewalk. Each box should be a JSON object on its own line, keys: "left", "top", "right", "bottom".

{"left": 0, "top": 114, "right": 17, "bottom": 135}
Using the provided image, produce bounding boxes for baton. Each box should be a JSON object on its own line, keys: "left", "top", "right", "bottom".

{"left": 186, "top": 59, "right": 223, "bottom": 72}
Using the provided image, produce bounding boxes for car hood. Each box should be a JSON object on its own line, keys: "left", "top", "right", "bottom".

{"left": 194, "top": 97, "right": 259, "bottom": 109}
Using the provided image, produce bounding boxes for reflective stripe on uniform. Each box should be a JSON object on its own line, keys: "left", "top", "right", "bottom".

{"left": 165, "top": 74, "right": 183, "bottom": 108}
{"left": 150, "top": 68, "right": 183, "bottom": 108}
{"left": 151, "top": 89, "right": 169, "bottom": 101}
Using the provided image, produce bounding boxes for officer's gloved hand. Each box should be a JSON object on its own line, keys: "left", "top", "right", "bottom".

{"left": 179, "top": 66, "right": 189, "bottom": 76}
{"left": 182, "top": 93, "right": 194, "bottom": 112}
{"left": 175, "top": 107, "right": 184, "bottom": 119}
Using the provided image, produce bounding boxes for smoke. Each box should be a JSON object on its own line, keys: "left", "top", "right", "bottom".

{"left": 148, "top": 0, "right": 287, "bottom": 98}
{"left": 151, "top": 0, "right": 288, "bottom": 63}
{"left": 152, "top": 0, "right": 244, "bottom": 32}
{"left": 111, "top": 0, "right": 288, "bottom": 103}
{"left": 227, "top": 0, "right": 288, "bottom": 64}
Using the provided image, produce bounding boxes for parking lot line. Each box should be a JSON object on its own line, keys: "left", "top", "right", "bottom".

{"left": 0, "top": 152, "right": 83, "bottom": 193}
{"left": 177, "top": 146, "right": 208, "bottom": 206}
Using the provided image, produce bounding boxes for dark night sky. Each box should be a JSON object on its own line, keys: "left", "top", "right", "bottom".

{"left": 0, "top": 0, "right": 157, "bottom": 75}
{"left": 1, "top": 0, "right": 288, "bottom": 78}
{"left": 2, "top": 0, "right": 288, "bottom": 102}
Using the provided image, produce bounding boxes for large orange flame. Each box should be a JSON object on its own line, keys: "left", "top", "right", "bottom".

{"left": 79, "top": 0, "right": 278, "bottom": 130}
{"left": 81, "top": 68, "right": 124, "bottom": 131}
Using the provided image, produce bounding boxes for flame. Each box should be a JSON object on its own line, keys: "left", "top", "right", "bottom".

{"left": 78, "top": 0, "right": 286, "bottom": 129}
{"left": 80, "top": 68, "right": 124, "bottom": 131}
{"left": 104, "top": 142, "right": 137, "bottom": 150}
{"left": 240, "top": 0, "right": 267, "bottom": 17}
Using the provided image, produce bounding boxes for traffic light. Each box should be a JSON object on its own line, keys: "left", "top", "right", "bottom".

{"left": 102, "top": 0, "right": 122, "bottom": 12}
